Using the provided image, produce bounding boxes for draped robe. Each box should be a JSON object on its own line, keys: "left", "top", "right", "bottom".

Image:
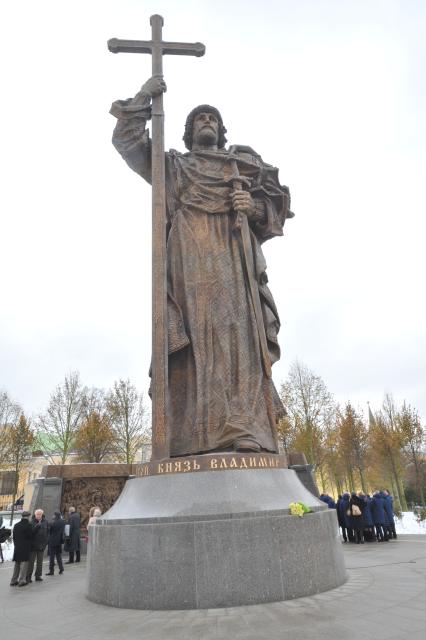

{"left": 110, "top": 92, "right": 292, "bottom": 456}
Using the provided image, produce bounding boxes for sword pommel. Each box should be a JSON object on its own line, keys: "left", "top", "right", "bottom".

{"left": 150, "top": 14, "right": 164, "bottom": 27}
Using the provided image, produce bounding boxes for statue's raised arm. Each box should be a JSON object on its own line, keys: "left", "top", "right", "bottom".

{"left": 110, "top": 77, "right": 167, "bottom": 183}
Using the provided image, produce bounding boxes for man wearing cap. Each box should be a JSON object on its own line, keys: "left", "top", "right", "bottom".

{"left": 110, "top": 77, "right": 292, "bottom": 458}
{"left": 10, "top": 511, "right": 32, "bottom": 587}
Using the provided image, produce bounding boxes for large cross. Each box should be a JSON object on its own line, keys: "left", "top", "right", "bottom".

{"left": 108, "top": 16, "right": 205, "bottom": 460}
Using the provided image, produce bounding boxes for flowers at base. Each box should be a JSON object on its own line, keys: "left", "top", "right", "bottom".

{"left": 289, "top": 502, "right": 313, "bottom": 517}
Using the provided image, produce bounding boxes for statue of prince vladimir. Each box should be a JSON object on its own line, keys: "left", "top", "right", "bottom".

{"left": 110, "top": 76, "right": 293, "bottom": 457}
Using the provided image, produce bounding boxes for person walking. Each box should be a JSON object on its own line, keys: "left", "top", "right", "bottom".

{"left": 26, "top": 508, "right": 49, "bottom": 583}
{"left": 10, "top": 511, "right": 33, "bottom": 587}
{"left": 45, "top": 511, "right": 65, "bottom": 576}
{"left": 65, "top": 506, "right": 81, "bottom": 564}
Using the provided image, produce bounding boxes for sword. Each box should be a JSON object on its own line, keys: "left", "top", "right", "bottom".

{"left": 231, "top": 168, "right": 272, "bottom": 379}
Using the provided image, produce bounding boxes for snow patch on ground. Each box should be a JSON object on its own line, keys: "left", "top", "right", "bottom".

{"left": 395, "top": 511, "right": 426, "bottom": 535}
{"left": 0, "top": 517, "right": 20, "bottom": 562}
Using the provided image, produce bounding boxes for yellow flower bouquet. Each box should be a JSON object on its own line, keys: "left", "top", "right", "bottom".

{"left": 289, "top": 502, "right": 313, "bottom": 517}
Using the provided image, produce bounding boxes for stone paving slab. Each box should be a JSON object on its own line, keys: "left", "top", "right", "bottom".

{"left": 1, "top": 535, "right": 425, "bottom": 639}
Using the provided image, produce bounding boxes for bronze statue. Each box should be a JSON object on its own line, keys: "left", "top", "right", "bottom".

{"left": 110, "top": 76, "right": 293, "bottom": 457}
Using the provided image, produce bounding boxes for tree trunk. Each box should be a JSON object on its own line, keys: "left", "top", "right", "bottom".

{"left": 411, "top": 452, "right": 425, "bottom": 507}
{"left": 9, "top": 462, "right": 19, "bottom": 526}
{"left": 386, "top": 447, "right": 407, "bottom": 510}
{"left": 358, "top": 467, "right": 367, "bottom": 493}
{"left": 318, "top": 466, "right": 327, "bottom": 493}
{"left": 333, "top": 473, "right": 343, "bottom": 496}
{"left": 348, "top": 467, "right": 355, "bottom": 493}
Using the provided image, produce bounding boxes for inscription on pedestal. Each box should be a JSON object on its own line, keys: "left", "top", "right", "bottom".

{"left": 135, "top": 453, "right": 287, "bottom": 477}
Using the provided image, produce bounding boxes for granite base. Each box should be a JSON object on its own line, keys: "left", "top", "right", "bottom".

{"left": 87, "top": 464, "right": 346, "bottom": 609}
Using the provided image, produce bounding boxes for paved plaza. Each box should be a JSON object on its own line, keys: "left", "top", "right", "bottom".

{"left": 1, "top": 535, "right": 426, "bottom": 640}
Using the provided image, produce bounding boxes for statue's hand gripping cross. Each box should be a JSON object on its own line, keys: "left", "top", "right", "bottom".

{"left": 108, "top": 16, "right": 205, "bottom": 461}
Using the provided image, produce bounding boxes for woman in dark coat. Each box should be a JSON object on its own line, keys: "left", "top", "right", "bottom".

{"left": 371, "top": 491, "right": 389, "bottom": 541}
{"left": 336, "top": 495, "right": 348, "bottom": 542}
{"left": 342, "top": 493, "right": 354, "bottom": 542}
{"left": 349, "top": 492, "right": 366, "bottom": 544}
{"left": 10, "top": 511, "right": 33, "bottom": 586}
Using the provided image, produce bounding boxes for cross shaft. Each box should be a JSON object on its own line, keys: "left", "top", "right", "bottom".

{"left": 108, "top": 15, "right": 205, "bottom": 461}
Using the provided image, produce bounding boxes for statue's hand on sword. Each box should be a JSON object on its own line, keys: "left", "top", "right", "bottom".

{"left": 231, "top": 190, "right": 256, "bottom": 220}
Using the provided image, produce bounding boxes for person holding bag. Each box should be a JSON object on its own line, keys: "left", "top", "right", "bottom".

{"left": 349, "top": 492, "right": 366, "bottom": 544}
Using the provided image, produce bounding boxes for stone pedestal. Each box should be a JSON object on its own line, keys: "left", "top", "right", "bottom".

{"left": 27, "top": 476, "right": 63, "bottom": 519}
{"left": 87, "top": 453, "right": 346, "bottom": 610}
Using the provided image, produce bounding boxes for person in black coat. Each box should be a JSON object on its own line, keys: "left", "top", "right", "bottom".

{"left": 46, "top": 511, "right": 65, "bottom": 575}
{"left": 349, "top": 492, "right": 366, "bottom": 544}
{"left": 341, "top": 492, "right": 354, "bottom": 542}
{"left": 336, "top": 495, "right": 348, "bottom": 542}
{"left": 10, "top": 511, "right": 33, "bottom": 587}
{"left": 363, "top": 494, "right": 376, "bottom": 542}
{"left": 26, "top": 509, "right": 49, "bottom": 582}
{"left": 65, "top": 507, "right": 81, "bottom": 563}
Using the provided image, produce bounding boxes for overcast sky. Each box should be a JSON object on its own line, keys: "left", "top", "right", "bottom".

{"left": 1, "top": 0, "right": 425, "bottom": 422}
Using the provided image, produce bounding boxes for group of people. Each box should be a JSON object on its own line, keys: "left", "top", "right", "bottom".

{"left": 9, "top": 505, "right": 100, "bottom": 587}
{"left": 320, "top": 490, "right": 398, "bottom": 544}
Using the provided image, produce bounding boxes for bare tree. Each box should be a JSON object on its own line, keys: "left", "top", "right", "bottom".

{"left": 397, "top": 402, "right": 425, "bottom": 506}
{"left": 0, "top": 390, "right": 21, "bottom": 431}
{"left": 280, "top": 361, "right": 335, "bottom": 471}
{"left": 0, "top": 391, "right": 21, "bottom": 470}
{"left": 369, "top": 397, "right": 407, "bottom": 510}
{"left": 36, "top": 372, "right": 86, "bottom": 464}
{"left": 337, "top": 402, "right": 368, "bottom": 493}
{"left": 82, "top": 386, "right": 106, "bottom": 419}
{"left": 2, "top": 413, "right": 35, "bottom": 524}
{"left": 107, "top": 379, "right": 149, "bottom": 464}
{"left": 74, "top": 411, "right": 117, "bottom": 463}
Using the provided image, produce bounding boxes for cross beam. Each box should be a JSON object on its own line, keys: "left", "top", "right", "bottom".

{"left": 108, "top": 38, "right": 205, "bottom": 57}
{"left": 108, "top": 16, "right": 205, "bottom": 460}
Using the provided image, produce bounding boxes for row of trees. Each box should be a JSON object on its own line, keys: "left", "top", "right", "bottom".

{"left": 0, "top": 392, "right": 35, "bottom": 521}
{"left": 34, "top": 372, "right": 149, "bottom": 465}
{"left": 0, "top": 374, "right": 150, "bottom": 518}
{"left": 278, "top": 361, "right": 426, "bottom": 510}
{"left": 2, "top": 363, "right": 424, "bottom": 514}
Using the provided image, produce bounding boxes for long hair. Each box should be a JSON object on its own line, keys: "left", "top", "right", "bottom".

{"left": 183, "top": 104, "right": 227, "bottom": 150}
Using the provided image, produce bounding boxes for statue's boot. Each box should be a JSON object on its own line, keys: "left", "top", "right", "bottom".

{"left": 233, "top": 438, "right": 261, "bottom": 452}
